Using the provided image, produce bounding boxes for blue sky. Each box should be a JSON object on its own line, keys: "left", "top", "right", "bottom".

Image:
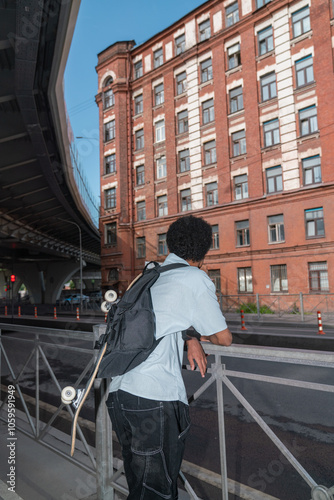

{"left": 64, "top": 0, "right": 206, "bottom": 202}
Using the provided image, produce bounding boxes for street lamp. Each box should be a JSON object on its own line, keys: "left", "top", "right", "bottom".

{"left": 58, "top": 218, "right": 83, "bottom": 312}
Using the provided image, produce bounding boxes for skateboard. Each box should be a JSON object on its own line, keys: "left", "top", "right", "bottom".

{"left": 61, "top": 289, "right": 118, "bottom": 456}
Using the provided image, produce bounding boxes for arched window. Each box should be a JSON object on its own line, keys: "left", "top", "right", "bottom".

{"left": 103, "top": 77, "right": 114, "bottom": 109}
{"left": 104, "top": 76, "right": 113, "bottom": 87}
{"left": 108, "top": 268, "right": 119, "bottom": 283}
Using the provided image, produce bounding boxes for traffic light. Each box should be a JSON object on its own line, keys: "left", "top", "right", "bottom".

{"left": 10, "top": 274, "right": 16, "bottom": 282}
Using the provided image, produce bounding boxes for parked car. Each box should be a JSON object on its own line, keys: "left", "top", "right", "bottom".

{"left": 62, "top": 294, "right": 90, "bottom": 305}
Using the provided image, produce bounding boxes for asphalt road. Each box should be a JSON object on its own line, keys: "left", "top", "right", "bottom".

{"left": 0, "top": 322, "right": 333, "bottom": 500}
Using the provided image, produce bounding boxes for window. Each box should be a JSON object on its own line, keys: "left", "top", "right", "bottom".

{"left": 226, "top": 2, "right": 239, "bottom": 26}
{"left": 108, "top": 268, "right": 119, "bottom": 282}
{"left": 296, "top": 56, "right": 314, "bottom": 88}
{"left": 232, "top": 129, "right": 246, "bottom": 157}
{"left": 238, "top": 268, "right": 253, "bottom": 292}
{"left": 105, "top": 222, "right": 117, "bottom": 246}
{"left": 154, "top": 48, "right": 163, "bottom": 68}
{"left": 302, "top": 155, "right": 321, "bottom": 185}
{"left": 156, "top": 156, "right": 166, "bottom": 179}
{"left": 104, "top": 120, "right": 115, "bottom": 142}
{"left": 136, "top": 237, "right": 146, "bottom": 258}
{"left": 155, "top": 119, "right": 165, "bottom": 142}
{"left": 308, "top": 262, "right": 329, "bottom": 292}
{"left": 136, "top": 165, "right": 145, "bottom": 186}
{"left": 204, "top": 140, "right": 216, "bottom": 165}
{"left": 266, "top": 166, "right": 283, "bottom": 194}
{"left": 234, "top": 174, "right": 248, "bottom": 200}
{"left": 179, "top": 149, "right": 190, "bottom": 172}
{"left": 260, "top": 72, "right": 277, "bottom": 101}
{"left": 268, "top": 215, "right": 285, "bottom": 243}
{"left": 175, "top": 34, "right": 185, "bottom": 55}
{"left": 202, "top": 98, "right": 215, "bottom": 124}
{"left": 227, "top": 43, "right": 241, "bottom": 70}
{"left": 211, "top": 225, "right": 219, "bottom": 249}
{"left": 134, "top": 94, "right": 143, "bottom": 115}
{"left": 158, "top": 233, "right": 168, "bottom": 255}
{"left": 229, "top": 86, "right": 243, "bottom": 113}
{"left": 236, "top": 220, "right": 250, "bottom": 246}
{"left": 258, "top": 26, "right": 273, "bottom": 56}
{"left": 305, "top": 208, "right": 324, "bottom": 238}
{"left": 103, "top": 88, "right": 114, "bottom": 109}
{"left": 256, "top": 0, "right": 272, "bottom": 7}
{"left": 176, "top": 71, "right": 187, "bottom": 95}
{"left": 180, "top": 188, "right": 191, "bottom": 212}
{"left": 200, "top": 58, "right": 213, "bottom": 83}
{"left": 104, "top": 154, "right": 116, "bottom": 175}
{"left": 157, "top": 195, "right": 168, "bottom": 217}
{"left": 134, "top": 60, "right": 143, "bottom": 79}
{"left": 135, "top": 129, "right": 144, "bottom": 150}
{"left": 105, "top": 188, "right": 116, "bottom": 209}
{"left": 206, "top": 182, "right": 218, "bottom": 206}
{"left": 292, "top": 6, "right": 311, "bottom": 38}
{"left": 299, "top": 106, "right": 318, "bottom": 136}
{"left": 137, "top": 201, "right": 146, "bottom": 221}
{"left": 154, "top": 83, "right": 164, "bottom": 106}
{"left": 177, "top": 110, "right": 188, "bottom": 134}
{"left": 208, "top": 269, "right": 221, "bottom": 292}
{"left": 271, "top": 265, "right": 288, "bottom": 292}
{"left": 199, "top": 19, "right": 211, "bottom": 42}
{"left": 263, "top": 119, "right": 280, "bottom": 147}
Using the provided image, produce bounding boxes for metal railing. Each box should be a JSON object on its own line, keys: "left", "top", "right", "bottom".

{"left": 1, "top": 323, "right": 334, "bottom": 500}
{"left": 218, "top": 292, "right": 334, "bottom": 321}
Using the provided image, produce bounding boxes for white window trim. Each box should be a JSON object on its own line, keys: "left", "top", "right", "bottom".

{"left": 224, "top": 35, "right": 241, "bottom": 51}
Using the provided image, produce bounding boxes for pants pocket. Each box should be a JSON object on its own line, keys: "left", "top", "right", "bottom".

{"left": 123, "top": 405, "right": 163, "bottom": 454}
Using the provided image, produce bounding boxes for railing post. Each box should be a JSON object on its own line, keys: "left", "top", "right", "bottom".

{"left": 300, "top": 292, "right": 304, "bottom": 322}
{"left": 94, "top": 324, "right": 114, "bottom": 500}
{"left": 256, "top": 293, "right": 260, "bottom": 321}
{"left": 213, "top": 357, "right": 229, "bottom": 500}
{"left": 35, "top": 333, "right": 40, "bottom": 438}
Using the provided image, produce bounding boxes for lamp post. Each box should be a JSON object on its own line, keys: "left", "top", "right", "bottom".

{"left": 58, "top": 218, "right": 83, "bottom": 312}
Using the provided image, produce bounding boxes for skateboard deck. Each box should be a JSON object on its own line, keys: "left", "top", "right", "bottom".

{"left": 61, "top": 289, "right": 117, "bottom": 456}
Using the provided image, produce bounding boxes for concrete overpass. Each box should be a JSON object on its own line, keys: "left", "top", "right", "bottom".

{"left": 0, "top": 0, "right": 101, "bottom": 304}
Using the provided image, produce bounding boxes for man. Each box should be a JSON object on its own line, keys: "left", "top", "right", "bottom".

{"left": 106, "top": 215, "right": 232, "bottom": 499}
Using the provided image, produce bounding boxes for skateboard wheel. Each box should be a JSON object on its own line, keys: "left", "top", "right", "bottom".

{"left": 104, "top": 290, "right": 117, "bottom": 303}
{"left": 101, "top": 301, "right": 110, "bottom": 313}
{"left": 61, "top": 386, "right": 76, "bottom": 404}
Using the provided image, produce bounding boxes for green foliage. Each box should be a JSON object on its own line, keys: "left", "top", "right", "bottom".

{"left": 238, "top": 302, "right": 274, "bottom": 314}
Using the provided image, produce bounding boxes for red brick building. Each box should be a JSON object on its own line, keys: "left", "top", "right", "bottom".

{"left": 96, "top": 0, "right": 334, "bottom": 299}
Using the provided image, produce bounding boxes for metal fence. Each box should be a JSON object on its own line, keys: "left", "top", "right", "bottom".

{"left": 218, "top": 292, "right": 334, "bottom": 321}
{"left": 1, "top": 323, "right": 334, "bottom": 500}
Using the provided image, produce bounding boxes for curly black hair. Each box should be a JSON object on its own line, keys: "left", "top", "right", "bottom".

{"left": 166, "top": 215, "right": 212, "bottom": 262}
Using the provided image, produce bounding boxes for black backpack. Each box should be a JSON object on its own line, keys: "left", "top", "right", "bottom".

{"left": 96, "top": 261, "right": 193, "bottom": 378}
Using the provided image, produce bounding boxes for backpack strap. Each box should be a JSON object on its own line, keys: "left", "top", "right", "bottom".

{"left": 157, "top": 262, "right": 188, "bottom": 273}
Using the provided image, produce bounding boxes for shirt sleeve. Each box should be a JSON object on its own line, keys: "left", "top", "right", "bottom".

{"left": 191, "top": 272, "right": 227, "bottom": 336}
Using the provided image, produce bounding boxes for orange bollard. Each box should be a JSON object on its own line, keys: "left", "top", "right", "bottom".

{"left": 76, "top": 307, "right": 80, "bottom": 321}
{"left": 18, "top": 306, "right": 21, "bottom": 317}
{"left": 240, "top": 309, "right": 247, "bottom": 330}
{"left": 53, "top": 307, "right": 57, "bottom": 319}
{"left": 34, "top": 306, "right": 38, "bottom": 318}
{"left": 317, "top": 311, "right": 325, "bottom": 335}
{"left": 5, "top": 306, "right": 7, "bottom": 316}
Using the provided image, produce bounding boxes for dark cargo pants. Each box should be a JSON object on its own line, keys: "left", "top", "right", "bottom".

{"left": 106, "top": 390, "right": 190, "bottom": 500}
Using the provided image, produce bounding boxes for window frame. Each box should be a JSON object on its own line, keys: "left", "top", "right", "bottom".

{"left": 205, "top": 181, "right": 218, "bottom": 207}
{"left": 179, "top": 149, "right": 190, "bottom": 173}
{"left": 156, "top": 156, "right": 167, "bottom": 179}
{"left": 154, "top": 83, "right": 164, "bottom": 106}
{"left": 211, "top": 224, "right": 219, "bottom": 250}
{"left": 158, "top": 233, "right": 168, "bottom": 255}
{"left": 202, "top": 98, "right": 215, "bottom": 125}
{"left": 226, "top": 1, "right": 239, "bottom": 27}
{"left": 134, "top": 94, "right": 143, "bottom": 115}
{"left": 305, "top": 207, "right": 325, "bottom": 238}
{"left": 136, "top": 165, "right": 145, "bottom": 186}
{"left": 268, "top": 214, "right": 285, "bottom": 243}
{"left": 258, "top": 26, "right": 274, "bottom": 56}
{"left": 104, "top": 187, "right": 116, "bottom": 210}
{"left": 176, "top": 71, "right": 187, "bottom": 95}
{"left": 231, "top": 129, "right": 246, "bottom": 157}
{"left": 180, "top": 188, "right": 191, "bottom": 212}
{"left": 237, "top": 267, "right": 253, "bottom": 293}
{"left": 199, "top": 19, "right": 211, "bottom": 42}
{"left": 299, "top": 105, "right": 318, "bottom": 136}
{"left": 234, "top": 174, "right": 248, "bottom": 200}
{"left": 177, "top": 110, "right": 189, "bottom": 135}
{"left": 105, "top": 222, "right": 117, "bottom": 246}
{"left": 103, "top": 88, "right": 114, "bottom": 110}
{"left": 137, "top": 200, "right": 146, "bottom": 221}
{"left": 134, "top": 60, "right": 143, "bottom": 79}
{"left": 104, "top": 153, "right": 116, "bottom": 175}
{"left": 104, "top": 120, "right": 115, "bottom": 142}
{"left": 236, "top": 220, "right": 250, "bottom": 247}
{"left": 229, "top": 86, "right": 243, "bottom": 114}
{"left": 271, "top": 264, "right": 288, "bottom": 292}
{"left": 155, "top": 119, "right": 165, "bottom": 143}
{"left": 260, "top": 72, "right": 277, "bottom": 102}
{"left": 292, "top": 6, "right": 311, "bottom": 38}
{"left": 266, "top": 166, "right": 283, "bottom": 194}
{"left": 200, "top": 58, "right": 213, "bottom": 83}
{"left": 157, "top": 195, "right": 168, "bottom": 217}
{"left": 308, "top": 262, "right": 329, "bottom": 292}
{"left": 135, "top": 128, "right": 144, "bottom": 150}
{"left": 136, "top": 236, "right": 146, "bottom": 258}
{"left": 263, "top": 118, "right": 280, "bottom": 148}
{"left": 154, "top": 48, "right": 163, "bottom": 68}
{"left": 175, "top": 34, "right": 185, "bottom": 55}
{"left": 302, "top": 155, "right": 322, "bottom": 186}
{"left": 295, "top": 55, "right": 314, "bottom": 88}
{"left": 227, "top": 43, "right": 241, "bottom": 70}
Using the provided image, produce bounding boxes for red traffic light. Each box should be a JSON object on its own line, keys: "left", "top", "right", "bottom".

{"left": 10, "top": 274, "right": 16, "bottom": 282}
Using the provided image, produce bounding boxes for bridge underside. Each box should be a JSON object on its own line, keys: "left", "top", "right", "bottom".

{"left": 0, "top": 1, "right": 101, "bottom": 303}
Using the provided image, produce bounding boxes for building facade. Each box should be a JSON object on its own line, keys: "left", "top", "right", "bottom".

{"left": 96, "top": 0, "right": 334, "bottom": 299}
